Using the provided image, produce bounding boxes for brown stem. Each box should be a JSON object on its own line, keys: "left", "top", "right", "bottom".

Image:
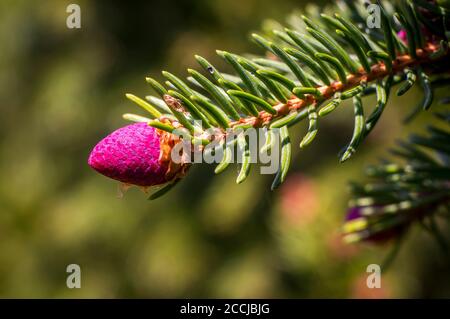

{"left": 229, "top": 42, "right": 446, "bottom": 129}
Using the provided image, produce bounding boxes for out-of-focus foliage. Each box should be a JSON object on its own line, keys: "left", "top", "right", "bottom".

{"left": 0, "top": 0, "right": 449, "bottom": 298}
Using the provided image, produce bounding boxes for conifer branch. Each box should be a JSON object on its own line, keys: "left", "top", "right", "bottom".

{"left": 227, "top": 42, "right": 446, "bottom": 130}
{"left": 117, "top": 0, "right": 450, "bottom": 192}
{"left": 87, "top": 0, "right": 450, "bottom": 257}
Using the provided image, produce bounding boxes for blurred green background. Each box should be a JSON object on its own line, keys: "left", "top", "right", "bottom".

{"left": 1, "top": 0, "right": 449, "bottom": 298}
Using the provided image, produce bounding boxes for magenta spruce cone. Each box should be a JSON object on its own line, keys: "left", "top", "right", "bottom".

{"left": 88, "top": 122, "right": 188, "bottom": 187}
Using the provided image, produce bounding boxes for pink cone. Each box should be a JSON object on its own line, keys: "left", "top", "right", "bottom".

{"left": 88, "top": 122, "right": 170, "bottom": 187}
{"left": 398, "top": 29, "right": 408, "bottom": 43}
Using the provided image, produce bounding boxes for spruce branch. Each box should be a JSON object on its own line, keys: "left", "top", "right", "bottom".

{"left": 89, "top": 0, "right": 450, "bottom": 203}
{"left": 224, "top": 42, "right": 445, "bottom": 130}
{"left": 343, "top": 112, "right": 450, "bottom": 245}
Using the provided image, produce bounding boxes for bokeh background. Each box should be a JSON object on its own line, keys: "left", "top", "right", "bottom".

{"left": 1, "top": 0, "right": 449, "bottom": 298}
